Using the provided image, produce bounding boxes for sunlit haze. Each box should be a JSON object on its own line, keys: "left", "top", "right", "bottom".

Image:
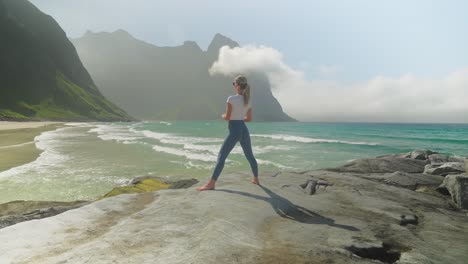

{"left": 30, "top": 0, "right": 468, "bottom": 122}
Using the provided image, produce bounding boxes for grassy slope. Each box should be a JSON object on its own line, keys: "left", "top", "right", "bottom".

{"left": 0, "top": 0, "right": 134, "bottom": 122}
{"left": 0, "top": 72, "right": 133, "bottom": 121}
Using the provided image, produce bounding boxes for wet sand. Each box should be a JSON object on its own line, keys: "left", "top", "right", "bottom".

{"left": 0, "top": 122, "right": 63, "bottom": 172}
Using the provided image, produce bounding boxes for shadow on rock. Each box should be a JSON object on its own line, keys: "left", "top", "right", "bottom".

{"left": 216, "top": 185, "right": 359, "bottom": 231}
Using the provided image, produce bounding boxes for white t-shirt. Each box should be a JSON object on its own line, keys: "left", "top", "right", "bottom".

{"left": 227, "top": 95, "right": 251, "bottom": 120}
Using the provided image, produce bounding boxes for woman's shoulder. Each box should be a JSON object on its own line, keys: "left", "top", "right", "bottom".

{"left": 227, "top": 94, "right": 242, "bottom": 102}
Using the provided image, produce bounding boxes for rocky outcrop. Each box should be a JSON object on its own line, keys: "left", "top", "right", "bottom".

{"left": 418, "top": 150, "right": 467, "bottom": 177}
{"left": 0, "top": 152, "right": 467, "bottom": 263}
{"left": 329, "top": 150, "right": 467, "bottom": 177}
{"left": 427, "top": 153, "right": 465, "bottom": 164}
{"left": 424, "top": 162, "right": 465, "bottom": 176}
{"left": 0, "top": 177, "right": 198, "bottom": 230}
{"left": 0, "top": 200, "right": 90, "bottom": 229}
{"left": 354, "top": 171, "right": 444, "bottom": 191}
{"left": 438, "top": 175, "right": 468, "bottom": 209}
{"left": 405, "top": 150, "right": 436, "bottom": 160}
{"left": 328, "top": 150, "right": 467, "bottom": 209}
{"left": 328, "top": 155, "right": 429, "bottom": 173}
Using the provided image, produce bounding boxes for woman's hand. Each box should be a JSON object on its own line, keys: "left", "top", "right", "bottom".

{"left": 223, "top": 103, "right": 232, "bottom": 121}
{"left": 243, "top": 108, "right": 252, "bottom": 122}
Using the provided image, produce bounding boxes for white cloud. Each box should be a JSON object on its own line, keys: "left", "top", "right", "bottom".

{"left": 209, "top": 45, "right": 468, "bottom": 123}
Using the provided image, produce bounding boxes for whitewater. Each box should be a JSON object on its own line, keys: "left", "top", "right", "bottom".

{"left": 0, "top": 121, "right": 466, "bottom": 203}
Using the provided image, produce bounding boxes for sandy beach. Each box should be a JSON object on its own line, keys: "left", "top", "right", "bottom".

{"left": 0, "top": 122, "right": 62, "bottom": 131}
{"left": 0, "top": 122, "right": 63, "bottom": 173}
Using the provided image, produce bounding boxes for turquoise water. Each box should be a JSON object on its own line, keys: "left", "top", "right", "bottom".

{"left": 0, "top": 121, "right": 467, "bottom": 203}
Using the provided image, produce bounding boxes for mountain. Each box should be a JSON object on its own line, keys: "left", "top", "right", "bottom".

{"left": 71, "top": 31, "right": 295, "bottom": 121}
{"left": 0, "top": 0, "right": 133, "bottom": 121}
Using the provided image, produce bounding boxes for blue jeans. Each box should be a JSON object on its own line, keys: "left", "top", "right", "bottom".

{"left": 211, "top": 120, "right": 258, "bottom": 180}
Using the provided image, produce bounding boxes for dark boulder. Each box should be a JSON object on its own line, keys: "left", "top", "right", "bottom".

{"left": 424, "top": 162, "right": 465, "bottom": 176}
{"left": 328, "top": 155, "right": 429, "bottom": 174}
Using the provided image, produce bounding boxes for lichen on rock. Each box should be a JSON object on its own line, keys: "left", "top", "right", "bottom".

{"left": 100, "top": 177, "right": 199, "bottom": 199}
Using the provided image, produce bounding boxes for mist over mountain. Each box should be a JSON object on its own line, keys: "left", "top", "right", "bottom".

{"left": 72, "top": 31, "right": 295, "bottom": 121}
{"left": 0, "top": 0, "right": 133, "bottom": 121}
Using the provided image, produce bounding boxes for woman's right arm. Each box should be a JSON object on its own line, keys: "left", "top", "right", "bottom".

{"left": 222, "top": 103, "right": 232, "bottom": 121}
{"left": 244, "top": 108, "right": 252, "bottom": 122}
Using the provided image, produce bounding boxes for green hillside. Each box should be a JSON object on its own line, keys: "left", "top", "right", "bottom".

{"left": 0, "top": 0, "right": 133, "bottom": 121}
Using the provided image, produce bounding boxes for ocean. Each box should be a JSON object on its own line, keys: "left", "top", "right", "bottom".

{"left": 0, "top": 121, "right": 467, "bottom": 203}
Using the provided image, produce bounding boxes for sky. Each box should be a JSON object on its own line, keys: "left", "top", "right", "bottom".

{"left": 30, "top": 0, "right": 468, "bottom": 123}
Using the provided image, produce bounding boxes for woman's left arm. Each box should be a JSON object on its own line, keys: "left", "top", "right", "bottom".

{"left": 222, "top": 103, "right": 232, "bottom": 121}
{"left": 244, "top": 108, "right": 252, "bottom": 122}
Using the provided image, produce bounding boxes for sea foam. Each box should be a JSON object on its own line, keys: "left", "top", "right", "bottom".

{"left": 251, "top": 134, "right": 378, "bottom": 146}
{"left": 152, "top": 144, "right": 217, "bottom": 162}
{"left": 0, "top": 128, "right": 71, "bottom": 179}
{"left": 88, "top": 124, "right": 143, "bottom": 142}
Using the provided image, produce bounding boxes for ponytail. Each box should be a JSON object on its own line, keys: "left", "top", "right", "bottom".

{"left": 242, "top": 83, "right": 250, "bottom": 106}
{"left": 234, "top": 75, "right": 250, "bottom": 106}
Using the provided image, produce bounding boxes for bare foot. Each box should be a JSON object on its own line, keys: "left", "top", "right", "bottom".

{"left": 197, "top": 179, "right": 216, "bottom": 191}
{"left": 251, "top": 177, "right": 260, "bottom": 185}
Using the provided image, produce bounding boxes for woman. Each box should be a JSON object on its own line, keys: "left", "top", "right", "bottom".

{"left": 197, "top": 75, "right": 259, "bottom": 191}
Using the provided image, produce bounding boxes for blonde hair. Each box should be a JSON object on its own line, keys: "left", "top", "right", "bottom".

{"left": 234, "top": 75, "right": 250, "bottom": 106}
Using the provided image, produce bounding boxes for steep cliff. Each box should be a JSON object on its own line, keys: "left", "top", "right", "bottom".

{"left": 72, "top": 31, "right": 294, "bottom": 121}
{"left": 0, "top": 0, "right": 133, "bottom": 121}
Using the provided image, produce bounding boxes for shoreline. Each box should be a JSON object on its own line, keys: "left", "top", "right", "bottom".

{"left": 0, "top": 121, "right": 63, "bottom": 131}
{"left": 0, "top": 122, "right": 64, "bottom": 173}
